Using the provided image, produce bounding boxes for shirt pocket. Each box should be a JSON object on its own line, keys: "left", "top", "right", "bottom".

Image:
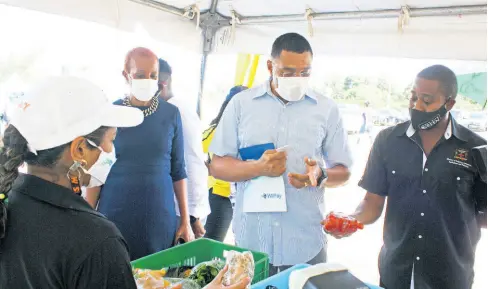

{"left": 434, "top": 170, "right": 477, "bottom": 228}
{"left": 238, "top": 118, "right": 275, "bottom": 149}
{"left": 292, "top": 123, "right": 324, "bottom": 158}
{"left": 385, "top": 163, "right": 419, "bottom": 202}
{"left": 455, "top": 175, "right": 475, "bottom": 199}
{"left": 437, "top": 167, "right": 477, "bottom": 224}
{"left": 439, "top": 167, "right": 475, "bottom": 199}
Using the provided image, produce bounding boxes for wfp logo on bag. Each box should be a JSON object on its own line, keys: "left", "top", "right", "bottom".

{"left": 261, "top": 193, "right": 282, "bottom": 200}
{"left": 101, "top": 158, "right": 114, "bottom": 166}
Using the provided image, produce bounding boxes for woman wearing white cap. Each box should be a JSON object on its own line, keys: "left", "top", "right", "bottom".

{"left": 0, "top": 76, "right": 143, "bottom": 288}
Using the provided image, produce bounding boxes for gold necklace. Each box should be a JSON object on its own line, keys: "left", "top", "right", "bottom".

{"left": 123, "top": 96, "right": 159, "bottom": 117}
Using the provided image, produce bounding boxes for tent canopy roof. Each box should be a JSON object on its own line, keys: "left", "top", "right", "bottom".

{"left": 0, "top": 0, "right": 486, "bottom": 60}
{"left": 159, "top": 0, "right": 486, "bottom": 17}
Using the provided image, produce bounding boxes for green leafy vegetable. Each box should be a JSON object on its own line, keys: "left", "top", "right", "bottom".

{"left": 188, "top": 259, "right": 225, "bottom": 287}
{"left": 166, "top": 266, "right": 194, "bottom": 278}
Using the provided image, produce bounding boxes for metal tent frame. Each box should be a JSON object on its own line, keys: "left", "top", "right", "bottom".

{"left": 0, "top": 0, "right": 486, "bottom": 114}
{"left": 129, "top": 0, "right": 487, "bottom": 115}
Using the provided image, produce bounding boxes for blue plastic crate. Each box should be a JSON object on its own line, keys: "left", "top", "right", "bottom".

{"left": 251, "top": 264, "right": 383, "bottom": 289}
{"left": 251, "top": 264, "right": 309, "bottom": 289}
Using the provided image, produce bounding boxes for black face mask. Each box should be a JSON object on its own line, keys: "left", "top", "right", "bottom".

{"left": 409, "top": 103, "right": 448, "bottom": 130}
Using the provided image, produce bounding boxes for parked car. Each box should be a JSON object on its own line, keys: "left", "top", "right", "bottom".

{"left": 372, "top": 109, "right": 406, "bottom": 126}
{"left": 458, "top": 111, "right": 487, "bottom": 132}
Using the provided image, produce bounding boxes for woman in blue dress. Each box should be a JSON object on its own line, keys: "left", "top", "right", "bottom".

{"left": 85, "top": 47, "right": 194, "bottom": 260}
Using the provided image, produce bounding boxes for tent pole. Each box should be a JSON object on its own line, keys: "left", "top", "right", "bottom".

{"left": 237, "top": 5, "right": 487, "bottom": 24}
{"left": 196, "top": 0, "right": 227, "bottom": 117}
{"left": 196, "top": 50, "right": 208, "bottom": 117}
{"left": 209, "top": 0, "right": 219, "bottom": 13}
{"left": 128, "top": 0, "right": 190, "bottom": 18}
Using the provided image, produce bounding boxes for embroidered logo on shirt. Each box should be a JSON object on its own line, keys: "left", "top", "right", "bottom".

{"left": 454, "top": 148, "right": 468, "bottom": 161}
{"left": 447, "top": 148, "right": 471, "bottom": 169}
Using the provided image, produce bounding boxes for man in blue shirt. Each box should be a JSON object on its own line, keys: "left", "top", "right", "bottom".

{"left": 209, "top": 33, "right": 352, "bottom": 275}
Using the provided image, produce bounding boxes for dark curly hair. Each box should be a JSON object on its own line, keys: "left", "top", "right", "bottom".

{"left": 271, "top": 32, "right": 313, "bottom": 59}
{"left": 417, "top": 65, "right": 458, "bottom": 100}
{"left": 0, "top": 125, "right": 109, "bottom": 241}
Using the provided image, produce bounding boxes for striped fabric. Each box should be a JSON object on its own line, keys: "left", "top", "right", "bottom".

{"left": 210, "top": 81, "right": 353, "bottom": 266}
{"left": 202, "top": 125, "right": 232, "bottom": 198}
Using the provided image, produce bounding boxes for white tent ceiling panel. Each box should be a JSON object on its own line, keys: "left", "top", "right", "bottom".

{"left": 159, "top": 0, "right": 487, "bottom": 16}
{"left": 153, "top": 0, "right": 211, "bottom": 9}
{"left": 215, "top": 15, "right": 486, "bottom": 60}
{"left": 1, "top": 0, "right": 486, "bottom": 60}
{"left": 0, "top": 0, "right": 118, "bottom": 26}
{"left": 214, "top": 0, "right": 487, "bottom": 17}
{"left": 0, "top": 0, "right": 202, "bottom": 52}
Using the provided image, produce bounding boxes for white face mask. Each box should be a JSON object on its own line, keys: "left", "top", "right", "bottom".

{"left": 84, "top": 140, "right": 117, "bottom": 188}
{"left": 275, "top": 77, "right": 310, "bottom": 102}
{"left": 131, "top": 79, "right": 158, "bottom": 101}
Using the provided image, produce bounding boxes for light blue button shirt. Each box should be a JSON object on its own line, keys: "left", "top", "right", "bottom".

{"left": 210, "top": 81, "right": 353, "bottom": 266}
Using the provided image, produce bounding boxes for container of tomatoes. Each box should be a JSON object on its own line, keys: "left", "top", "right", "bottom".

{"left": 322, "top": 212, "right": 364, "bottom": 237}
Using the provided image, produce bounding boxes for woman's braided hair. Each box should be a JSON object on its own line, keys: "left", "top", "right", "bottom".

{"left": 0, "top": 125, "right": 29, "bottom": 239}
{"left": 0, "top": 125, "right": 109, "bottom": 242}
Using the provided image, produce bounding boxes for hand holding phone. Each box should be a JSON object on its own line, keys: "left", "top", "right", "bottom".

{"left": 258, "top": 149, "right": 287, "bottom": 177}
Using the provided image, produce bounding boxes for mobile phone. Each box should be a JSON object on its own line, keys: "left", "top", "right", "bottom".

{"left": 173, "top": 238, "right": 186, "bottom": 246}
{"left": 276, "top": 145, "right": 290, "bottom": 152}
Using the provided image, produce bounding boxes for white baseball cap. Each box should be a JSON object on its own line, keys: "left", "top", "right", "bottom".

{"left": 9, "top": 76, "right": 144, "bottom": 152}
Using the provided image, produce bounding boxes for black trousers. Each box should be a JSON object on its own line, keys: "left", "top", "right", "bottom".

{"left": 204, "top": 189, "right": 233, "bottom": 242}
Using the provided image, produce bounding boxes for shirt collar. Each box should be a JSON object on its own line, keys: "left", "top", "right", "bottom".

{"left": 405, "top": 120, "right": 452, "bottom": 139}
{"left": 396, "top": 113, "right": 468, "bottom": 142}
{"left": 252, "top": 80, "right": 318, "bottom": 103}
{"left": 12, "top": 174, "right": 105, "bottom": 217}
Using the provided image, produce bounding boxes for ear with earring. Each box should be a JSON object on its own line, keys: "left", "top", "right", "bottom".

{"left": 67, "top": 160, "right": 87, "bottom": 195}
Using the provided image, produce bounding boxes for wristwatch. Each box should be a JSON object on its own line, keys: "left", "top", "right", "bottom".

{"left": 190, "top": 215, "right": 199, "bottom": 224}
{"left": 317, "top": 166, "right": 328, "bottom": 187}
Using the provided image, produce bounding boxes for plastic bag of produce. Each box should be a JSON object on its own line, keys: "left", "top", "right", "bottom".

{"left": 165, "top": 266, "right": 194, "bottom": 278}
{"left": 133, "top": 268, "right": 168, "bottom": 279}
{"left": 188, "top": 259, "right": 225, "bottom": 287}
{"left": 165, "top": 278, "right": 201, "bottom": 289}
{"left": 223, "top": 251, "right": 254, "bottom": 289}
{"left": 133, "top": 268, "right": 170, "bottom": 289}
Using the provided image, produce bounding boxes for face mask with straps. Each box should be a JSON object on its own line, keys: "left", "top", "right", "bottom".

{"left": 409, "top": 99, "right": 450, "bottom": 130}
{"left": 67, "top": 139, "right": 117, "bottom": 194}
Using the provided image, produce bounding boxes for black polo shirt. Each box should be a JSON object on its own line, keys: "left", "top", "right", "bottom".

{"left": 0, "top": 174, "right": 137, "bottom": 289}
{"left": 359, "top": 117, "right": 486, "bottom": 289}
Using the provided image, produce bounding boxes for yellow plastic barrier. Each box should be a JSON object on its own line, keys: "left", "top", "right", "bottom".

{"left": 234, "top": 53, "right": 251, "bottom": 86}
{"left": 247, "top": 54, "right": 260, "bottom": 88}
{"left": 234, "top": 53, "right": 260, "bottom": 88}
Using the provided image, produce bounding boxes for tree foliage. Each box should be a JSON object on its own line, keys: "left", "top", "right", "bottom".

{"left": 316, "top": 76, "right": 482, "bottom": 111}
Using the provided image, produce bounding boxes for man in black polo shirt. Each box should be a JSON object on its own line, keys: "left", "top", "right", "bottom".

{"left": 328, "top": 65, "right": 486, "bottom": 289}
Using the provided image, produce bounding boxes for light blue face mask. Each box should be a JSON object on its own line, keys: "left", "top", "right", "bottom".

{"left": 84, "top": 140, "right": 117, "bottom": 188}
